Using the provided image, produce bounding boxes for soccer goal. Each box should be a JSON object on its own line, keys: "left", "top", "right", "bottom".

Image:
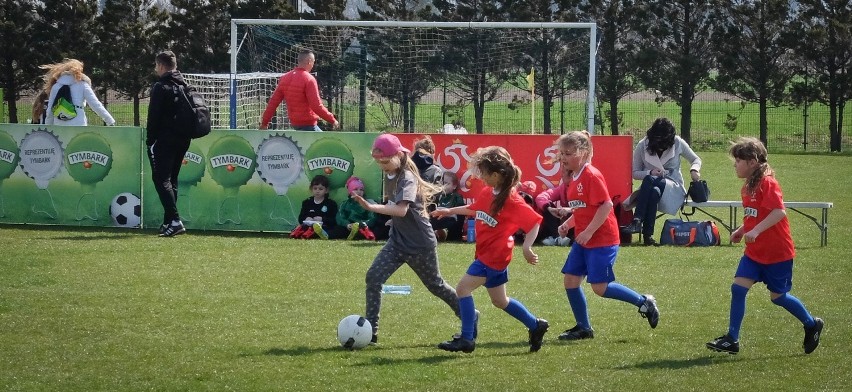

{"left": 228, "top": 19, "right": 597, "bottom": 134}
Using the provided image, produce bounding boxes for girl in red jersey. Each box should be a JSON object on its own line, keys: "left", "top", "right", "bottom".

{"left": 706, "top": 137, "right": 823, "bottom": 355}
{"left": 555, "top": 131, "right": 659, "bottom": 341}
{"left": 431, "top": 146, "right": 549, "bottom": 353}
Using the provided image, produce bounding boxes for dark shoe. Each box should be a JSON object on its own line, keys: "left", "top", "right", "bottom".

{"left": 706, "top": 334, "right": 739, "bottom": 354}
{"left": 558, "top": 325, "right": 595, "bottom": 340}
{"left": 159, "top": 220, "right": 186, "bottom": 237}
{"left": 528, "top": 318, "right": 549, "bottom": 352}
{"left": 638, "top": 295, "right": 659, "bottom": 328}
{"left": 437, "top": 336, "right": 475, "bottom": 353}
{"left": 158, "top": 223, "right": 168, "bottom": 235}
{"left": 369, "top": 334, "right": 378, "bottom": 346}
{"left": 435, "top": 228, "right": 448, "bottom": 241}
{"left": 803, "top": 317, "right": 824, "bottom": 354}
{"left": 626, "top": 219, "right": 642, "bottom": 234}
{"left": 643, "top": 235, "right": 657, "bottom": 246}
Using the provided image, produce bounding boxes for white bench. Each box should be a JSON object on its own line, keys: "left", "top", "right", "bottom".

{"left": 682, "top": 201, "right": 833, "bottom": 247}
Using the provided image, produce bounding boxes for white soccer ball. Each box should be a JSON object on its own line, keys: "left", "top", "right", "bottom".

{"left": 337, "top": 315, "right": 372, "bottom": 350}
{"left": 109, "top": 192, "right": 141, "bottom": 228}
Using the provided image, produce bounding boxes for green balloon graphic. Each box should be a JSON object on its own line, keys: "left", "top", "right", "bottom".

{"left": 0, "top": 131, "right": 19, "bottom": 180}
{"left": 207, "top": 135, "right": 257, "bottom": 190}
{"left": 178, "top": 142, "right": 206, "bottom": 187}
{"left": 65, "top": 132, "right": 113, "bottom": 185}
{"left": 304, "top": 138, "right": 354, "bottom": 189}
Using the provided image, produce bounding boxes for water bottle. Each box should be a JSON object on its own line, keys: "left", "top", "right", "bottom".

{"left": 467, "top": 217, "right": 476, "bottom": 243}
{"left": 381, "top": 284, "right": 411, "bottom": 295}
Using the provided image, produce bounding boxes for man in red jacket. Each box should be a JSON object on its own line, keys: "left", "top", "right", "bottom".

{"left": 260, "top": 50, "right": 339, "bottom": 131}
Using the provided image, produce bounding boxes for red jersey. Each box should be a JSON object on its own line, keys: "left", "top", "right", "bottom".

{"left": 565, "top": 164, "right": 620, "bottom": 248}
{"left": 469, "top": 187, "right": 542, "bottom": 271}
{"left": 742, "top": 175, "right": 795, "bottom": 264}
{"left": 261, "top": 67, "right": 336, "bottom": 127}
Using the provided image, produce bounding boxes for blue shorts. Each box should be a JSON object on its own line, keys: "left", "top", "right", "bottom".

{"left": 466, "top": 259, "right": 509, "bottom": 288}
{"left": 561, "top": 243, "right": 619, "bottom": 284}
{"left": 735, "top": 255, "right": 794, "bottom": 294}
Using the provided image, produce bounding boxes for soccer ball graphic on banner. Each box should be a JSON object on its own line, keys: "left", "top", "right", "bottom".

{"left": 337, "top": 315, "right": 372, "bottom": 350}
{"left": 109, "top": 192, "right": 142, "bottom": 228}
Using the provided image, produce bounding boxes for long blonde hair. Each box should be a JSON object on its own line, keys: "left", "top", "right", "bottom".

{"left": 382, "top": 153, "right": 442, "bottom": 217}
{"left": 39, "top": 58, "right": 89, "bottom": 93}
{"left": 729, "top": 137, "right": 773, "bottom": 195}
{"left": 469, "top": 146, "right": 521, "bottom": 216}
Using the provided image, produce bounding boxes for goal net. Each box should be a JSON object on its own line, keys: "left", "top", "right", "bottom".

{"left": 229, "top": 20, "right": 597, "bottom": 134}
{"left": 183, "top": 72, "right": 283, "bottom": 130}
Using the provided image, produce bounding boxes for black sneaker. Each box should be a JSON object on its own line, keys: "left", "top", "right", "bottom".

{"left": 437, "top": 336, "right": 475, "bottom": 353}
{"left": 369, "top": 334, "right": 378, "bottom": 346}
{"left": 643, "top": 236, "right": 657, "bottom": 246}
{"left": 638, "top": 295, "right": 659, "bottom": 328}
{"left": 706, "top": 334, "right": 739, "bottom": 354}
{"left": 558, "top": 325, "right": 595, "bottom": 340}
{"left": 528, "top": 318, "right": 549, "bottom": 352}
{"left": 159, "top": 220, "right": 186, "bottom": 237}
{"left": 803, "top": 317, "right": 824, "bottom": 354}
{"left": 626, "top": 219, "right": 642, "bottom": 234}
{"left": 158, "top": 223, "right": 168, "bottom": 235}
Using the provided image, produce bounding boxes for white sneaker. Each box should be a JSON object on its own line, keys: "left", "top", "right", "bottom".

{"left": 556, "top": 236, "right": 572, "bottom": 246}
{"left": 542, "top": 236, "right": 557, "bottom": 246}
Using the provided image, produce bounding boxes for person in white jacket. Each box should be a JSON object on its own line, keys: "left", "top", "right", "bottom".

{"left": 41, "top": 59, "right": 115, "bottom": 126}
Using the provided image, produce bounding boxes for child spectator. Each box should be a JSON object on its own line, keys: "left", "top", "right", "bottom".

{"left": 430, "top": 171, "right": 465, "bottom": 241}
{"left": 290, "top": 174, "right": 338, "bottom": 239}
{"left": 331, "top": 176, "right": 376, "bottom": 240}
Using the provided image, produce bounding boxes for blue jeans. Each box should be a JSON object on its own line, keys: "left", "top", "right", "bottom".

{"left": 634, "top": 175, "right": 665, "bottom": 236}
{"left": 292, "top": 124, "right": 322, "bottom": 132}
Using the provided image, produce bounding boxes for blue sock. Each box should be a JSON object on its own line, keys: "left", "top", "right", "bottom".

{"left": 503, "top": 298, "right": 538, "bottom": 330}
{"left": 772, "top": 293, "right": 816, "bottom": 328}
{"left": 728, "top": 284, "right": 749, "bottom": 340}
{"left": 602, "top": 282, "right": 644, "bottom": 306}
{"left": 566, "top": 288, "right": 591, "bottom": 330}
{"left": 459, "top": 296, "right": 477, "bottom": 340}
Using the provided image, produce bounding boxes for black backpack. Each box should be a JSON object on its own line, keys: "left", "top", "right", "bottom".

{"left": 52, "top": 84, "right": 77, "bottom": 121}
{"left": 167, "top": 82, "right": 211, "bottom": 138}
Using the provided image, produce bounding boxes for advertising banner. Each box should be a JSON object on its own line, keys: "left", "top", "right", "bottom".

{"left": 143, "top": 131, "right": 380, "bottom": 232}
{"left": 394, "top": 134, "right": 633, "bottom": 202}
{"left": 0, "top": 124, "right": 143, "bottom": 227}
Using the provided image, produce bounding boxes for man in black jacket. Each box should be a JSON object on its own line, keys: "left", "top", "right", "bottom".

{"left": 146, "top": 50, "right": 190, "bottom": 237}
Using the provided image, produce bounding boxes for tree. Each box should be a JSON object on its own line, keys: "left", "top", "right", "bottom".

{"left": 432, "top": 0, "right": 517, "bottom": 134}
{"left": 96, "top": 0, "right": 169, "bottom": 126}
{"left": 578, "top": 0, "right": 644, "bottom": 135}
{"left": 711, "top": 0, "right": 795, "bottom": 148}
{"left": 359, "top": 0, "right": 439, "bottom": 132}
{"left": 790, "top": 0, "right": 852, "bottom": 152}
{"left": 168, "top": 0, "right": 237, "bottom": 73}
{"left": 304, "top": 0, "right": 353, "bottom": 128}
{"left": 503, "top": 0, "right": 584, "bottom": 135}
{"left": 34, "top": 0, "right": 100, "bottom": 68}
{"left": 635, "top": 0, "right": 720, "bottom": 143}
{"left": 0, "top": 0, "right": 42, "bottom": 123}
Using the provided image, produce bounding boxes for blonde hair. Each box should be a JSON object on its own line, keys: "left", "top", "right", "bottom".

{"left": 469, "top": 146, "right": 521, "bottom": 216}
{"left": 39, "top": 59, "right": 88, "bottom": 93}
{"left": 382, "top": 152, "right": 442, "bottom": 217}
{"left": 729, "top": 137, "right": 773, "bottom": 195}
{"left": 556, "top": 130, "right": 594, "bottom": 176}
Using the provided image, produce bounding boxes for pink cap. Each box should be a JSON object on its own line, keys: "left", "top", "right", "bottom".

{"left": 372, "top": 134, "right": 410, "bottom": 159}
{"left": 519, "top": 180, "right": 537, "bottom": 195}
{"left": 346, "top": 176, "right": 364, "bottom": 194}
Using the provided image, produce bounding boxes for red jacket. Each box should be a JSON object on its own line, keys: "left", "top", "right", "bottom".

{"left": 261, "top": 67, "right": 336, "bottom": 127}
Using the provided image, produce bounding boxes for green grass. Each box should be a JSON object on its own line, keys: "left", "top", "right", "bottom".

{"left": 2, "top": 151, "right": 851, "bottom": 391}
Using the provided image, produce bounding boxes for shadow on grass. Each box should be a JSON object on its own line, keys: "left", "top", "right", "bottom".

{"left": 614, "top": 355, "right": 741, "bottom": 370}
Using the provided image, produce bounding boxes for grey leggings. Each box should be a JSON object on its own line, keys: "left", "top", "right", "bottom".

{"left": 365, "top": 244, "right": 460, "bottom": 335}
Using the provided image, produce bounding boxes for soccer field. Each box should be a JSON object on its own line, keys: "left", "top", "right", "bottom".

{"left": 1, "top": 151, "right": 850, "bottom": 391}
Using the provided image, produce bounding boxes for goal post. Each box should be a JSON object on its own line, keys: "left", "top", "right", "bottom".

{"left": 229, "top": 19, "right": 597, "bottom": 134}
